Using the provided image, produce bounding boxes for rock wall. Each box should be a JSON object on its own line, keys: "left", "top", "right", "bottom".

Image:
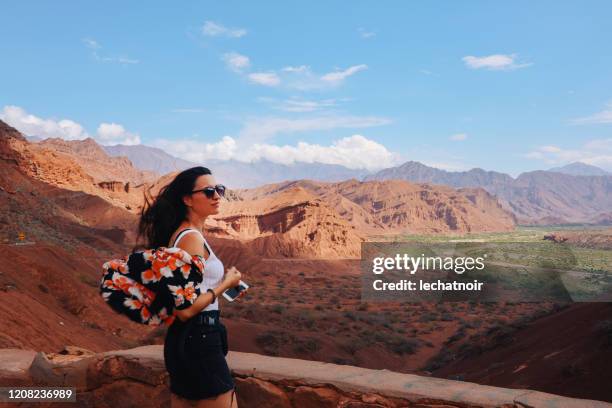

{"left": 0, "top": 346, "right": 609, "bottom": 408}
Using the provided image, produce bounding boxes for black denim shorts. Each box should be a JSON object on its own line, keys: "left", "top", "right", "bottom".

{"left": 164, "top": 313, "right": 234, "bottom": 400}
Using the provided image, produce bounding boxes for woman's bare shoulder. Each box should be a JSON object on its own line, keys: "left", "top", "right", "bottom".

{"left": 175, "top": 231, "right": 206, "bottom": 257}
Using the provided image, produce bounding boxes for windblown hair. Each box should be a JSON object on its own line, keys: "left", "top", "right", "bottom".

{"left": 136, "top": 166, "right": 212, "bottom": 250}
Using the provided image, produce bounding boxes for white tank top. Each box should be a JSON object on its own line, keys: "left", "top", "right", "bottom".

{"left": 172, "top": 228, "right": 223, "bottom": 311}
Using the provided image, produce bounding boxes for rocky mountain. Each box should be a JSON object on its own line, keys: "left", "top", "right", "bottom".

{"left": 38, "top": 137, "right": 157, "bottom": 184}
{"left": 144, "top": 173, "right": 516, "bottom": 258}
{"left": 146, "top": 173, "right": 516, "bottom": 257}
{"left": 233, "top": 179, "right": 516, "bottom": 236}
{"left": 103, "top": 143, "right": 370, "bottom": 187}
{"left": 549, "top": 162, "right": 611, "bottom": 177}
{"left": 365, "top": 161, "right": 514, "bottom": 188}
{"left": 493, "top": 171, "right": 612, "bottom": 225}
{"left": 3, "top": 131, "right": 150, "bottom": 218}
{"left": 366, "top": 161, "right": 612, "bottom": 225}
{"left": 0, "top": 121, "right": 140, "bottom": 245}
{"left": 0, "top": 120, "right": 147, "bottom": 351}
{"left": 23, "top": 135, "right": 612, "bottom": 225}
{"left": 212, "top": 186, "right": 364, "bottom": 258}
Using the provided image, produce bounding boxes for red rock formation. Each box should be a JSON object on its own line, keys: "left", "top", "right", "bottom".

{"left": 234, "top": 179, "right": 516, "bottom": 235}
{"left": 0, "top": 121, "right": 148, "bottom": 350}
{"left": 215, "top": 187, "right": 364, "bottom": 258}
{"left": 543, "top": 228, "right": 612, "bottom": 250}
{"left": 37, "top": 137, "right": 157, "bottom": 184}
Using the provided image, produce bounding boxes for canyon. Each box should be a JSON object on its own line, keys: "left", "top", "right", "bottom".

{"left": 1, "top": 120, "right": 611, "bottom": 403}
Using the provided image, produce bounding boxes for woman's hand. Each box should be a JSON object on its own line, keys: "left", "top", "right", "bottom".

{"left": 174, "top": 267, "right": 241, "bottom": 322}
{"left": 223, "top": 266, "right": 242, "bottom": 289}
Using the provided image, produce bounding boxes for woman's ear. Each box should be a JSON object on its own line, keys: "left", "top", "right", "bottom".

{"left": 182, "top": 194, "right": 193, "bottom": 208}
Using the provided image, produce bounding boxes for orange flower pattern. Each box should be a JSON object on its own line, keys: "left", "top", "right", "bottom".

{"left": 100, "top": 246, "right": 204, "bottom": 326}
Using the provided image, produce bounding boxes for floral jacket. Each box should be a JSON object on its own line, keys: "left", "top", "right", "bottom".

{"left": 100, "top": 247, "right": 204, "bottom": 326}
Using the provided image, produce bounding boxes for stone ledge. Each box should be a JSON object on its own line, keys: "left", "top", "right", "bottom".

{"left": 227, "top": 350, "right": 611, "bottom": 408}
{"left": 0, "top": 349, "right": 36, "bottom": 386}
{"left": 0, "top": 345, "right": 609, "bottom": 408}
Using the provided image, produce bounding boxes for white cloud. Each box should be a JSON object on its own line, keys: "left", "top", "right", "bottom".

{"left": 153, "top": 134, "right": 398, "bottom": 170}
{"left": 584, "top": 139, "right": 612, "bottom": 151}
{"left": 222, "top": 52, "right": 250, "bottom": 72}
{"left": 281, "top": 64, "right": 368, "bottom": 90}
{"left": 570, "top": 102, "right": 612, "bottom": 124}
{"left": 449, "top": 133, "right": 468, "bottom": 141}
{"left": 0, "top": 105, "right": 88, "bottom": 140}
{"left": 282, "top": 65, "right": 310, "bottom": 73}
{"left": 357, "top": 28, "right": 376, "bottom": 39}
{"left": 97, "top": 123, "right": 141, "bottom": 145}
{"left": 258, "top": 97, "right": 339, "bottom": 113}
{"left": 114, "top": 57, "right": 139, "bottom": 64}
{"left": 152, "top": 136, "right": 237, "bottom": 163}
{"left": 462, "top": 54, "right": 532, "bottom": 71}
{"left": 238, "top": 115, "right": 392, "bottom": 143}
{"left": 277, "top": 67, "right": 319, "bottom": 90}
{"left": 82, "top": 37, "right": 139, "bottom": 64}
{"left": 321, "top": 64, "right": 368, "bottom": 83}
{"left": 1, "top": 105, "right": 140, "bottom": 145}
{"left": 82, "top": 37, "right": 100, "bottom": 49}
{"left": 524, "top": 138, "right": 612, "bottom": 169}
{"left": 245, "top": 135, "right": 399, "bottom": 170}
{"left": 226, "top": 61, "right": 367, "bottom": 90}
{"left": 248, "top": 72, "right": 281, "bottom": 87}
{"left": 1, "top": 106, "right": 397, "bottom": 170}
{"left": 540, "top": 145, "right": 562, "bottom": 153}
{"left": 201, "top": 21, "right": 246, "bottom": 38}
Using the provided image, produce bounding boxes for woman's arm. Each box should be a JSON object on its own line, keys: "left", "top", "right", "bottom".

{"left": 173, "top": 233, "right": 241, "bottom": 321}
{"left": 174, "top": 280, "right": 229, "bottom": 321}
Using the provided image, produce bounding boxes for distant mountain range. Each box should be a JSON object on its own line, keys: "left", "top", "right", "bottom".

{"left": 366, "top": 161, "right": 612, "bottom": 225}
{"left": 20, "top": 132, "right": 612, "bottom": 225}
{"left": 102, "top": 144, "right": 195, "bottom": 176}
{"left": 548, "top": 162, "right": 611, "bottom": 177}
{"left": 365, "top": 161, "right": 514, "bottom": 188}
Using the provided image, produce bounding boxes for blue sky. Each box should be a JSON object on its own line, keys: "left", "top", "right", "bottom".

{"left": 1, "top": 1, "right": 611, "bottom": 176}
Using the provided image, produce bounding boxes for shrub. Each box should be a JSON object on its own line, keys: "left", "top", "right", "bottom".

{"left": 293, "top": 337, "right": 320, "bottom": 354}
{"left": 389, "top": 337, "right": 419, "bottom": 355}
{"left": 255, "top": 331, "right": 283, "bottom": 356}
{"left": 423, "top": 348, "right": 455, "bottom": 371}
{"left": 418, "top": 312, "right": 438, "bottom": 323}
{"left": 439, "top": 313, "right": 454, "bottom": 322}
{"left": 343, "top": 311, "right": 357, "bottom": 321}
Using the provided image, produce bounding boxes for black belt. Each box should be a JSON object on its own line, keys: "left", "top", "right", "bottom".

{"left": 193, "top": 310, "right": 220, "bottom": 326}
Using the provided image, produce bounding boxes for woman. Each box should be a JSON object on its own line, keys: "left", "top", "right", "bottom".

{"left": 138, "top": 166, "right": 242, "bottom": 408}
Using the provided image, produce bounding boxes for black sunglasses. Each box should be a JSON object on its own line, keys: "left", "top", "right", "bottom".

{"left": 191, "top": 184, "right": 226, "bottom": 199}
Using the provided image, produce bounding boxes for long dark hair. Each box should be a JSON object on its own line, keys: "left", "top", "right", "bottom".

{"left": 136, "top": 166, "right": 212, "bottom": 250}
